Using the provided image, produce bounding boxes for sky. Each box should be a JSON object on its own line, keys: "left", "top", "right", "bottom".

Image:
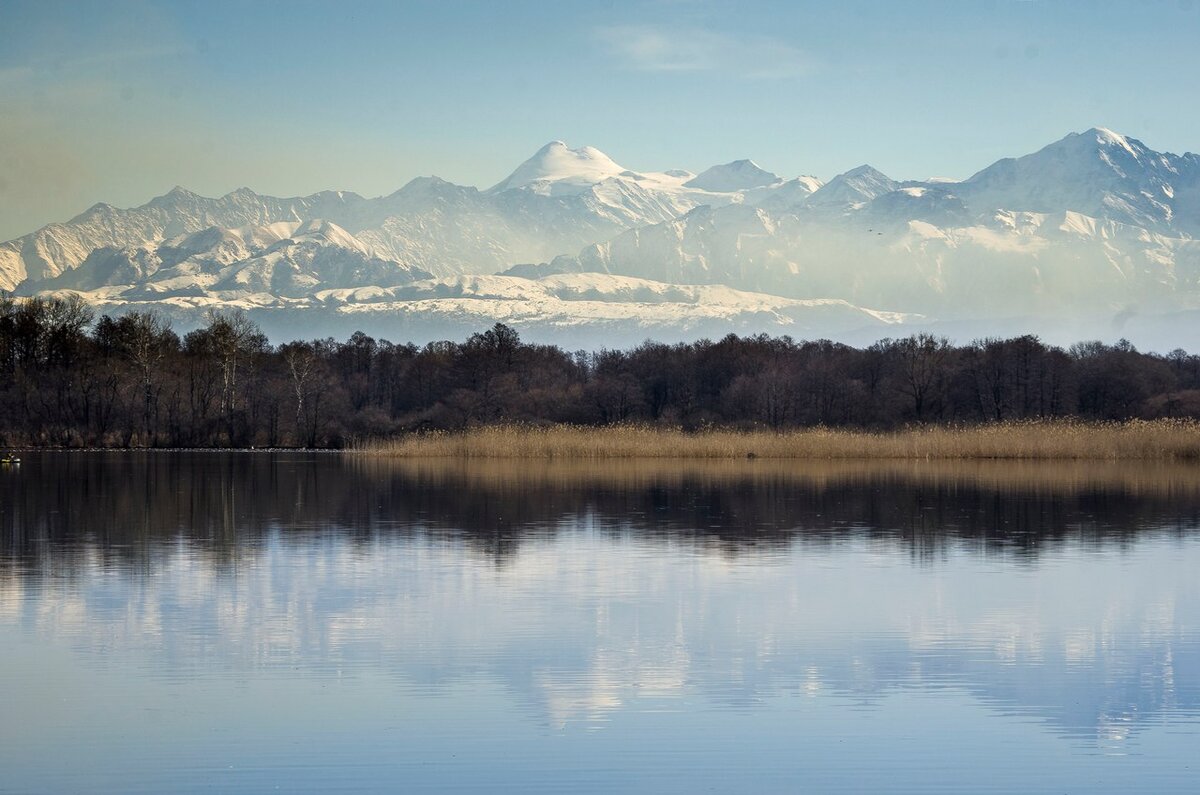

{"left": 1, "top": 0, "right": 1199, "bottom": 240}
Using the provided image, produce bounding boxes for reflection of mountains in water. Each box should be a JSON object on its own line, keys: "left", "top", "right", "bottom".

{"left": 0, "top": 452, "right": 1198, "bottom": 746}
{"left": 3, "top": 452, "right": 1200, "bottom": 567}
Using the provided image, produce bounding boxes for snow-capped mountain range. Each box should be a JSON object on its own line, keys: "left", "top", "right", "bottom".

{"left": 6, "top": 128, "right": 1200, "bottom": 347}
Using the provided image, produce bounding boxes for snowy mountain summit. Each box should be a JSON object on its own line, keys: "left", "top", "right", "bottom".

{"left": 487, "top": 141, "right": 628, "bottom": 196}
{"left": 809, "top": 165, "right": 899, "bottom": 205}
{"left": 6, "top": 127, "right": 1200, "bottom": 349}
{"left": 684, "top": 160, "right": 782, "bottom": 192}
{"left": 959, "top": 127, "right": 1200, "bottom": 233}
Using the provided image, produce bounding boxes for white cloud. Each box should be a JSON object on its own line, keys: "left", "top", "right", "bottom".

{"left": 597, "top": 25, "right": 811, "bottom": 79}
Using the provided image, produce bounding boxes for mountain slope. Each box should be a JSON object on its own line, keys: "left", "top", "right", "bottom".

{"left": 0, "top": 142, "right": 748, "bottom": 289}
{"left": 30, "top": 220, "right": 431, "bottom": 300}
{"left": 957, "top": 127, "right": 1200, "bottom": 234}
{"left": 808, "top": 165, "right": 899, "bottom": 205}
{"left": 7, "top": 127, "right": 1200, "bottom": 348}
{"left": 684, "top": 160, "right": 782, "bottom": 192}
{"left": 544, "top": 197, "right": 1200, "bottom": 318}
{"left": 0, "top": 187, "right": 364, "bottom": 288}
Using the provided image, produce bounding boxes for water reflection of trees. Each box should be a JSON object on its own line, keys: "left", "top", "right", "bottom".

{"left": 2, "top": 452, "right": 1198, "bottom": 748}
{"left": 2, "top": 453, "right": 1199, "bottom": 573}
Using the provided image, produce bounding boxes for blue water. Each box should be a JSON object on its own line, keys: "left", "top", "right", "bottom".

{"left": 1, "top": 454, "right": 1198, "bottom": 793}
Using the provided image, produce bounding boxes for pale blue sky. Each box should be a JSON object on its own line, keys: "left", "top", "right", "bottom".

{"left": 1, "top": 0, "right": 1198, "bottom": 239}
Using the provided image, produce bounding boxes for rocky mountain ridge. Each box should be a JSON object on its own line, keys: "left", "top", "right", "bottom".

{"left": 6, "top": 128, "right": 1200, "bottom": 348}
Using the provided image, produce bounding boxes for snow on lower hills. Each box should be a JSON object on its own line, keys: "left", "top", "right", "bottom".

{"left": 314, "top": 272, "right": 912, "bottom": 323}
{"left": 41, "top": 270, "right": 916, "bottom": 348}
{"left": 53, "top": 267, "right": 1200, "bottom": 353}
{"left": 330, "top": 293, "right": 906, "bottom": 328}
{"left": 533, "top": 193, "right": 1200, "bottom": 320}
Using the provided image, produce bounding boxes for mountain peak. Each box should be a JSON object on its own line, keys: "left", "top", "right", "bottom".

{"left": 1039, "top": 127, "right": 1146, "bottom": 162}
{"left": 965, "top": 126, "right": 1165, "bottom": 184}
{"left": 1089, "top": 126, "right": 1126, "bottom": 139}
{"left": 809, "top": 165, "right": 898, "bottom": 204}
{"left": 488, "top": 141, "right": 626, "bottom": 195}
{"left": 144, "top": 185, "right": 203, "bottom": 211}
{"left": 684, "top": 159, "right": 781, "bottom": 192}
{"left": 842, "top": 164, "right": 890, "bottom": 180}
{"left": 397, "top": 175, "right": 451, "bottom": 191}
{"left": 150, "top": 185, "right": 199, "bottom": 204}
{"left": 389, "top": 175, "right": 478, "bottom": 202}
{"left": 957, "top": 126, "right": 1194, "bottom": 231}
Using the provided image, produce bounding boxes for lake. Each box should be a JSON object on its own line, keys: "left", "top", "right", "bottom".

{"left": 2, "top": 453, "right": 1199, "bottom": 793}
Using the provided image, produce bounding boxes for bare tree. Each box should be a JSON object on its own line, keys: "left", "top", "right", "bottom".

{"left": 890, "top": 334, "right": 952, "bottom": 421}
{"left": 203, "top": 310, "right": 266, "bottom": 442}
{"left": 280, "top": 341, "right": 317, "bottom": 440}
{"left": 205, "top": 311, "right": 259, "bottom": 411}
{"left": 124, "top": 311, "right": 174, "bottom": 441}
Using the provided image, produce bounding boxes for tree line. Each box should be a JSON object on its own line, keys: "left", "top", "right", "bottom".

{"left": 2, "top": 294, "right": 1199, "bottom": 448}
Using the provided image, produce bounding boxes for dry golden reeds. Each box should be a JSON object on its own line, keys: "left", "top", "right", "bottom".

{"left": 351, "top": 419, "right": 1200, "bottom": 461}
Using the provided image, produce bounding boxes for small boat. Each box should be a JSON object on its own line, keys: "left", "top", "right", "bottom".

{"left": 1, "top": 454, "right": 19, "bottom": 465}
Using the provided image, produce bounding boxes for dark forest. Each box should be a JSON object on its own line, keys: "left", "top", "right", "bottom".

{"left": 3, "top": 295, "right": 1200, "bottom": 448}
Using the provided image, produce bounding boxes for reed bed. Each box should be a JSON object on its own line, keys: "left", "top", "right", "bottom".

{"left": 352, "top": 419, "right": 1200, "bottom": 461}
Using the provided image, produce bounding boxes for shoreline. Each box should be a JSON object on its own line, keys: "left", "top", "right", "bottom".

{"left": 10, "top": 419, "right": 1200, "bottom": 460}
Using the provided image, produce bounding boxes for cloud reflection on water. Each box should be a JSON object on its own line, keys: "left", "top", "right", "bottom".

{"left": 1, "top": 453, "right": 1198, "bottom": 748}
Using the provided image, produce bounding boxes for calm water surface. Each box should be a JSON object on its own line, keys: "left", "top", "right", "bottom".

{"left": 1, "top": 453, "right": 1199, "bottom": 793}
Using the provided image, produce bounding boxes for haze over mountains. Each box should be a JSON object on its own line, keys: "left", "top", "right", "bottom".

{"left": 6, "top": 127, "right": 1200, "bottom": 348}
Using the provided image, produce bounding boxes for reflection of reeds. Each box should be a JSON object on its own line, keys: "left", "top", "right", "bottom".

{"left": 349, "top": 456, "right": 1200, "bottom": 499}
{"left": 353, "top": 420, "right": 1200, "bottom": 461}
{"left": 3, "top": 452, "right": 1198, "bottom": 574}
